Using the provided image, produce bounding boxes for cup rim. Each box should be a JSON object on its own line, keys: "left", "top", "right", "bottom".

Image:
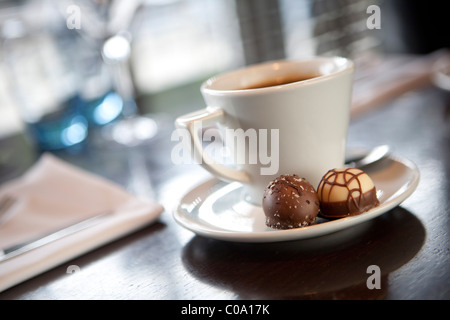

{"left": 201, "top": 56, "right": 354, "bottom": 96}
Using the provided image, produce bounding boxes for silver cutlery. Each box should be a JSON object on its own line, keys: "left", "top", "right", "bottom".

{"left": 346, "top": 145, "right": 390, "bottom": 169}
{"left": 0, "top": 210, "right": 113, "bottom": 262}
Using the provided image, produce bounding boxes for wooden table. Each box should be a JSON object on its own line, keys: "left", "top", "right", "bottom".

{"left": 0, "top": 80, "right": 448, "bottom": 301}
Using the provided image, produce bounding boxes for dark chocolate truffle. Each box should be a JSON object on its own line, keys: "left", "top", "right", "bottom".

{"left": 262, "top": 174, "right": 319, "bottom": 229}
{"left": 317, "top": 168, "right": 379, "bottom": 217}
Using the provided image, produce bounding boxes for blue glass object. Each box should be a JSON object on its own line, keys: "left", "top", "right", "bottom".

{"left": 26, "top": 95, "right": 88, "bottom": 151}
{"left": 82, "top": 91, "right": 123, "bottom": 126}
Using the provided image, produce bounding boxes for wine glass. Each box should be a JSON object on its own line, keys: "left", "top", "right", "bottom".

{"left": 100, "top": 32, "right": 158, "bottom": 146}
{"left": 57, "top": 0, "right": 160, "bottom": 146}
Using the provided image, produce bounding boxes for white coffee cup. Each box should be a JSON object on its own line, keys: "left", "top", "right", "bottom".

{"left": 175, "top": 57, "right": 354, "bottom": 204}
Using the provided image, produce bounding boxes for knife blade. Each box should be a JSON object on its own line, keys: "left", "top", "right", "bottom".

{"left": 0, "top": 211, "right": 112, "bottom": 262}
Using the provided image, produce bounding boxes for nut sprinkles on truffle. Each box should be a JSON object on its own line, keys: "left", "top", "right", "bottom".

{"left": 262, "top": 174, "right": 320, "bottom": 229}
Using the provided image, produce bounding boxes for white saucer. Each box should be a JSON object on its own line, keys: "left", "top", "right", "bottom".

{"left": 173, "top": 154, "right": 420, "bottom": 243}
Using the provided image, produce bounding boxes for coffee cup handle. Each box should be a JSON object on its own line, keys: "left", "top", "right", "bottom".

{"left": 175, "top": 108, "right": 250, "bottom": 183}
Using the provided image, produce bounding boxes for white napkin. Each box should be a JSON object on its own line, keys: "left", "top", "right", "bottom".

{"left": 0, "top": 153, "right": 164, "bottom": 292}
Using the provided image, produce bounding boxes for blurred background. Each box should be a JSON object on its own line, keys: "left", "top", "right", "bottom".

{"left": 0, "top": 0, "right": 448, "bottom": 159}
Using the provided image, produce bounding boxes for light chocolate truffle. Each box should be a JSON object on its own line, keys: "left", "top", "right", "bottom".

{"left": 262, "top": 174, "right": 319, "bottom": 229}
{"left": 317, "top": 168, "right": 379, "bottom": 218}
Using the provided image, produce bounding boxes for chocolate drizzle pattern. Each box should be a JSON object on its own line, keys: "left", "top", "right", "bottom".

{"left": 317, "top": 168, "right": 379, "bottom": 217}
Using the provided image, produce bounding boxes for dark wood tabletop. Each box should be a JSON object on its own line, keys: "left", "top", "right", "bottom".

{"left": 0, "top": 79, "right": 448, "bottom": 301}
